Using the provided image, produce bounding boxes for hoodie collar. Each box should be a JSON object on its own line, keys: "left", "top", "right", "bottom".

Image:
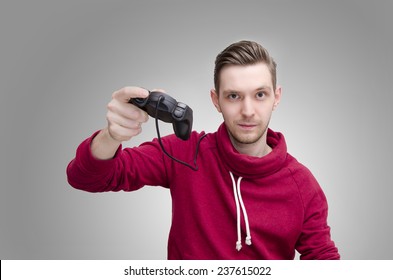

{"left": 216, "top": 123, "right": 287, "bottom": 179}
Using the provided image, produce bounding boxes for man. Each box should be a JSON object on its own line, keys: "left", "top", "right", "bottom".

{"left": 67, "top": 40, "right": 340, "bottom": 259}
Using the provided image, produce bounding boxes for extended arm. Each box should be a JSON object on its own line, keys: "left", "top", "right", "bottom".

{"left": 66, "top": 86, "right": 169, "bottom": 192}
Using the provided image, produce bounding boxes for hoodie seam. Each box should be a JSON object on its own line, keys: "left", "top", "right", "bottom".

{"left": 287, "top": 167, "right": 306, "bottom": 218}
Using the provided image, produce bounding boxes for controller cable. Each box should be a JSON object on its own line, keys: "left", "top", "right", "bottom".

{"left": 154, "top": 95, "right": 207, "bottom": 171}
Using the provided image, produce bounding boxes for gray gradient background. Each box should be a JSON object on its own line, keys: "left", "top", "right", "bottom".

{"left": 1, "top": 0, "right": 392, "bottom": 260}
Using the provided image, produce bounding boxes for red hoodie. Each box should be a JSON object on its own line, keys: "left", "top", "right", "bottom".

{"left": 67, "top": 123, "right": 340, "bottom": 260}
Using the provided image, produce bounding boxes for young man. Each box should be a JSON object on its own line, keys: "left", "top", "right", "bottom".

{"left": 67, "top": 40, "right": 340, "bottom": 260}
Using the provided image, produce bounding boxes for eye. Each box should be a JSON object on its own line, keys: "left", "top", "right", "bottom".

{"left": 256, "top": 91, "right": 265, "bottom": 99}
{"left": 227, "top": 93, "right": 240, "bottom": 100}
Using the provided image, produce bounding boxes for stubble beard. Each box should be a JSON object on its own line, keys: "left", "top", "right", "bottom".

{"left": 227, "top": 121, "right": 269, "bottom": 145}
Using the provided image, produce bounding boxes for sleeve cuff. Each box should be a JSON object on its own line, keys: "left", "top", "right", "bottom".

{"left": 76, "top": 130, "right": 123, "bottom": 173}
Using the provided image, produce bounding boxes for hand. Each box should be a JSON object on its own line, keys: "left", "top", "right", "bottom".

{"left": 106, "top": 86, "right": 150, "bottom": 142}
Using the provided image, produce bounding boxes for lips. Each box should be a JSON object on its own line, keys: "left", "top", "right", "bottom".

{"left": 238, "top": 123, "right": 257, "bottom": 130}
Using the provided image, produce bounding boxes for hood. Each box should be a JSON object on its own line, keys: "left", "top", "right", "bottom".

{"left": 216, "top": 123, "right": 288, "bottom": 179}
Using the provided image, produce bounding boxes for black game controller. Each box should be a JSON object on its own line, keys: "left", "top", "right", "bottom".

{"left": 129, "top": 91, "right": 193, "bottom": 140}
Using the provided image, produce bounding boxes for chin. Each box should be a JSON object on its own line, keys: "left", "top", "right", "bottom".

{"left": 230, "top": 131, "right": 263, "bottom": 145}
{"left": 231, "top": 126, "right": 268, "bottom": 145}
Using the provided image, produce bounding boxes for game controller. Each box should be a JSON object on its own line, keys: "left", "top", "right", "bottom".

{"left": 129, "top": 91, "right": 193, "bottom": 140}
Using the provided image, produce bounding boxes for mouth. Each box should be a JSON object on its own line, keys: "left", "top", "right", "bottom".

{"left": 237, "top": 123, "right": 258, "bottom": 130}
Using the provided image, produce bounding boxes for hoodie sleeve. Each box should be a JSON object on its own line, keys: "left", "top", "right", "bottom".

{"left": 66, "top": 131, "right": 169, "bottom": 192}
{"left": 291, "top": 165, "right": 340, "bottom": 260}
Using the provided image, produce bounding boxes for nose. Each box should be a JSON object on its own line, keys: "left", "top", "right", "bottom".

{"left": 241, "top": 97, "right": 255, "bottom": 118}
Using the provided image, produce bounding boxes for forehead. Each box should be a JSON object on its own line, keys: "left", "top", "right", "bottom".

{"left": 219, "top": 63, "right": 273, "bottom": 92}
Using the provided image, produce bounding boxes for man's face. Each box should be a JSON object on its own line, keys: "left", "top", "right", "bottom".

{"left": 211, "top": 63, "right": 281, "bottom": 149}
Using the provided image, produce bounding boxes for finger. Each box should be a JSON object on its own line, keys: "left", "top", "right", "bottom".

{"left": 106, "top": 110, "right": 143, "bottom": 130}
{"left": 112, "top": 86, "right": 149, "bottom": 102}
{"left": 108, "top": 122, "right": 142, "bottom": 142}
{"left": 107, "top": 98, "right": 149, "bottom": 123}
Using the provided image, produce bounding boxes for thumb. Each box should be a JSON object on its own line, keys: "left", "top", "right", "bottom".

{"left": 112, "top": 86, "right": 149, "bottom": 102}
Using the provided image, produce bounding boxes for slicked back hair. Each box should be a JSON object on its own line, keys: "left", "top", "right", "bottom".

{"left": 214, "top": 40, "right": 277, "bottom": 93}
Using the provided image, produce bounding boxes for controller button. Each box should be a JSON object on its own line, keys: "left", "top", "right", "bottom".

{"left": 174, "top": 109, "right": 184, "bottom": 118}
{"left": 133, "top": 98, "right": 145, "bottom": 104}
{"left": 177, "top": 102, "right": 187, "bottom": 109}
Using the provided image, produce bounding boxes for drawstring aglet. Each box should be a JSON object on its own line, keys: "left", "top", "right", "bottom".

{"left": 245, "top": 236, "right": 252, "bottom": 246}
{"left": 236, "top": 241, "right": 242, "bottom": 251}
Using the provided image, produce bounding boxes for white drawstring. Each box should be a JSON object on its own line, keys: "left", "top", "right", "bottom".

{"left": 229, "top": 171, "right": 252, "bottom": 251}
{"left": 230, "top": 171, "right": 242, "bottom": 251}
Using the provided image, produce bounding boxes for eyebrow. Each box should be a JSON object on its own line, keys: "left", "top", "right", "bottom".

{"left": 255, "top": 86, "right": 272, "bottom": 92}
{"left": 222, "top": 86, "right": 272, "bottom": 94}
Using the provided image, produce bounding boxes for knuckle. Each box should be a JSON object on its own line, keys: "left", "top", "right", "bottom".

{"left": 112, "top": 89, "right": 120, "bottom": 99}
{"left": 106, "top": 102, "right": 113, "bottom": 111}
{"left": 106, "top": 108, "right": 112, "bottom": 119}
{"left": 142, "top": 112, "right": 149, "bottom": 122}
{"left": 107, "top": 99, "right": 116, "bottom": 111}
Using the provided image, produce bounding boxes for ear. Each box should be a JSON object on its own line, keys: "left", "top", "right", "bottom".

{"left": 273, "top": 85, "right": 282, "bottom": 111}
{"left": 210, "top": 89, "right": 222, "bottom": 113}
